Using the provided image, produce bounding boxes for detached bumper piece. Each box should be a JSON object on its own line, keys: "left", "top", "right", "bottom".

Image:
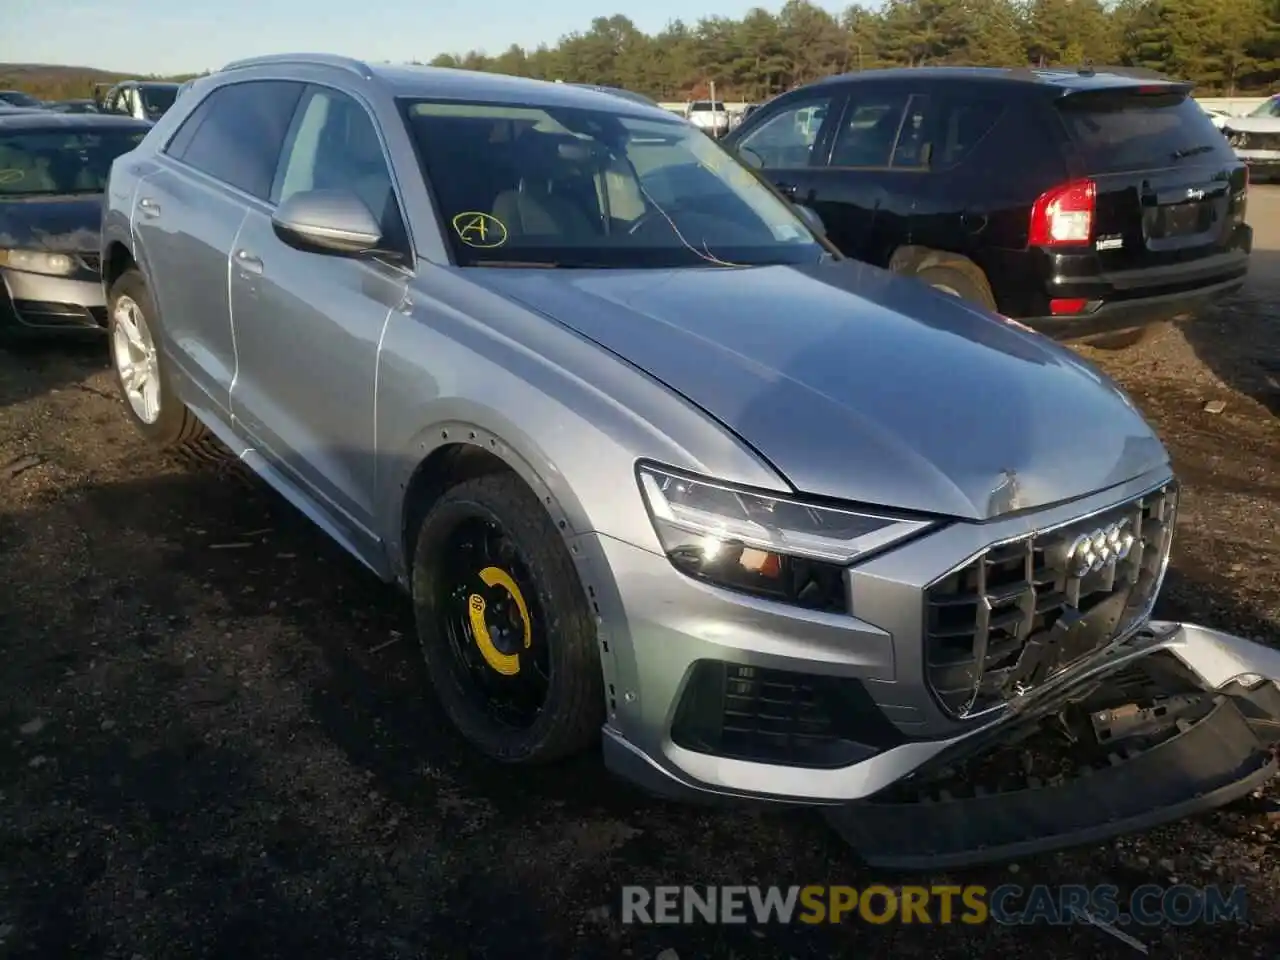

{"left": 827, "top": 632, "right": 1280, "bottom": 870}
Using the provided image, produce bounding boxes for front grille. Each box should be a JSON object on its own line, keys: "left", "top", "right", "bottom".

{"left": 77, "top": 252, "right": 101, "bottom": 274}
{"left": 924, "top": 483, "right": 1178, "bottom": 718}
{"left": 670, "top": 661, "right": 905, "bottom": 768}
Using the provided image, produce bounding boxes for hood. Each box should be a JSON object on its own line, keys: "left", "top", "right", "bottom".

{"left": 465, "top": 259, "right": 1168, "bottom": 521}
{"left": 1223, "top": 116, "right": 1280, "bottom": 133}
{"left": 0, "top": 194, "right": 103, "bottom": 252}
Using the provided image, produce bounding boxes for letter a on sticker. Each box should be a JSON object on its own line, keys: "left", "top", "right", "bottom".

{"left": 452, "top": 211, "right": 508, "bottom": 248}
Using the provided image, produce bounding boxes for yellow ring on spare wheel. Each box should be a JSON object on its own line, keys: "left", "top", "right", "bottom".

{"left": 466, "top": 566, "right": 533, "bottom": 676}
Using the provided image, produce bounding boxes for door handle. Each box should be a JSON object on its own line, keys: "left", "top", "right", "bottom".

{"left": 138, "top": 197, "right": 160, "bottom": 217}
{"left": 234, "top": 249, "right": 263, "bottom": 274}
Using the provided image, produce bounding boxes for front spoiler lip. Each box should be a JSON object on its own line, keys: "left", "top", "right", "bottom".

{"left": 601, "top": 620, "right": 1280, "bottom": 806}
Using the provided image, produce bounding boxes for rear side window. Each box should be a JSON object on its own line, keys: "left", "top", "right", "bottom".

{"left": 1055, "top": 89, "right": 1232, "bottom": 174}
{"left": 167, "top": 80, "right": 305, "bottom": 200}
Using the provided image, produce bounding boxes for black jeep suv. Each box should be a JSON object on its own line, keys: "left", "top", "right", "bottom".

{"left": 722, "top": 67, "right": 1252, "bottom": 345}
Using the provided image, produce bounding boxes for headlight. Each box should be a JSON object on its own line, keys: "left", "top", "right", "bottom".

{"left": 0, "top": 249, "right": 76, "bottom": 276}
{"left": 637, "top": 463, "right": 936, "bottom": 612}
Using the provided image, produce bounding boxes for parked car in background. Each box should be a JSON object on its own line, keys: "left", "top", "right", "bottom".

{"left": 96, "top": 80, "right": 181, "bottom": 122}
{"left": 0, "top": 90, "right": 44, "bottom": 109}
{"left": 99, "top": 54, "right": 1280, "bottom": 868}
{"left": 1195, "top": 101, "right": 1231, "bottom": 128}
{"left": 1224, "top": 94, "right": 1280, "bottom": 182}
{"left": 45, "top": 99, "right": 102, "bottom": 114}
{"left": 722, "top": 66, "right": 1251, "bottom": 347}
{"left": 0, "top": 113, "right": 151, "bottom": 337}
{"left": 1243, "top": 93, "right": 1280, "bottom": 119}
{"left": 684, "top": 99, "right": 729, "bottom": 137}
{"left": 732, "top": 102, "right": 762, "bottom": 129}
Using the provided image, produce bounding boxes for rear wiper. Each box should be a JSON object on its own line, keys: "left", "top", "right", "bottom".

{"left": 1171, "top": 144, "right": 1215, "bottom": 160}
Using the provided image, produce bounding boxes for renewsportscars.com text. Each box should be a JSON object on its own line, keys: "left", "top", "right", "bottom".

{"left": 620, "top": 883, "right": 1249, "bottom": 927}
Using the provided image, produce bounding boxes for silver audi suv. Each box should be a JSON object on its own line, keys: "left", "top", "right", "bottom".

{"left": 101, "top": 54, "right": 1280, "bottom": 866}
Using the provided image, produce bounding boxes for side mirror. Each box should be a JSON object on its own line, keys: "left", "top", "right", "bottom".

{"left": 794, "top": 204, "right": 826, "bottom": 237}
{"left": 272, "top": 189, "right": 383, "bottom": 257}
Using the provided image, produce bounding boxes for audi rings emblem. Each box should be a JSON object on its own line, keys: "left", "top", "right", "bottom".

{"left": 1066, "top": 521, "right": 1135, "bottom": 577}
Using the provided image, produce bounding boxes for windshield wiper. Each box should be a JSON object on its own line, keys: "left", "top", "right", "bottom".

{"left": 1171, "top": 144, "right": 1215, "bottom": 160}
{"left": 470, "top": 260, "right": 562, "bottom": 269}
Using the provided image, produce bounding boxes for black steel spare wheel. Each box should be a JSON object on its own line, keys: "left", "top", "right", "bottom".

{"left": 411, "top": 473, "right": 604, "bottom": 764}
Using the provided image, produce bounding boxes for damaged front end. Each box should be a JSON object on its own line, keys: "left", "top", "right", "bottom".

{"left": 827, "top": 622, "right": 1280, "bottom": 869}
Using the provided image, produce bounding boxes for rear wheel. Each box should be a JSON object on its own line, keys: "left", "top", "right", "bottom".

{"left": 106, "top": 269, "right": 208, "bottom": 448}
{"left": 411, "top": 472, "right": 604, "bottom": 764}
{"left": 913, "top": 262, "right": 997, "bottom": 312}
{"left": 891, "top": 249, "right": 998, "bottom": 313}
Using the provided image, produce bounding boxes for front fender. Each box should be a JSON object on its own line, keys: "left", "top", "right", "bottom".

{"left": 381, "top": 402, "right": 597, "bottom": 580}
{"left": 372, "top": 274, "right": 789, "bottom": 581}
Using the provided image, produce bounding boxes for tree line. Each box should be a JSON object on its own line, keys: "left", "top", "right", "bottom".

{"left": 425, "top": 0, "right": 1280, "bottom": 100}
{"left": 5, "top": 0, "right": 1276, "bottom": 104}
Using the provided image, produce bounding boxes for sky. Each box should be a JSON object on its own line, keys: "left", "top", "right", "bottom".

{"left": 3, "top": 0, "right": 859, "bottom": 77}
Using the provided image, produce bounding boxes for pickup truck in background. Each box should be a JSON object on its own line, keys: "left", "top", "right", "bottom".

{"left": 684, "top": 99, "right": 730, "bottom": 138}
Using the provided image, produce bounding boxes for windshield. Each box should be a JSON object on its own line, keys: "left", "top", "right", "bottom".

{"left": 0, "top": 128, "right": 148, "bottom": 197}
{"left": 401, "top": 99, "right": 824, "bottom": 268}
{"left": 0, "top": 91, "right": 42, "bottom": 108}
{"left": 1248, "top": 96, "right": 1280, "bottom": 118}
{"left": 140, "top": 85, "right": 178, "bottom": 114}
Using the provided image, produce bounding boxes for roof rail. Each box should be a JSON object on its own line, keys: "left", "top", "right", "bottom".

{"left": 219, "top": 53, "right": 375, "bottom": 79}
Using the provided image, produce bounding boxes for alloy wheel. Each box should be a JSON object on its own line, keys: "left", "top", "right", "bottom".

{"left": 111, "top": 295, "right": 161, "bottom": 424}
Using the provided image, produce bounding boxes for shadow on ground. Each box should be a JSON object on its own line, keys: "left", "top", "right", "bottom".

{"left": 0, "top": 335, "right": 110, "bottom": 411}
{"left": 1178, "top": 249, "right": 1280, "bottom": 418}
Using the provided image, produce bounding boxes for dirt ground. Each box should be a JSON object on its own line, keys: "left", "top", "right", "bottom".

{"left": 2, "top": 192, "right": 1279, "bottom": 960}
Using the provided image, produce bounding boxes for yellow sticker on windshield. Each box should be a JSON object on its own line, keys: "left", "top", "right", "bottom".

{"left": 452, "top": 211, "right": 508, "bottom": 248}
{"left": 0, "top": 169, "right": 22, "bottom": 184}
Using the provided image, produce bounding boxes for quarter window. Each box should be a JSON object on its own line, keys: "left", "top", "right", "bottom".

{"left": 167, "top": 80, "right": 305, "bottom": 200}
{"left": 734, "top": 96, "right": 835, "bottom": 169}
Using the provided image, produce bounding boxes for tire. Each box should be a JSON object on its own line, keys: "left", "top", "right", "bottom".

{"left": 410, "top": 472, "right": 604, "bottom": 764}
{"left": 912, "top": 260, "right": 998, "bottom": 312}
{"left": 106, "top": 268, "right": 208, "bottom": 448}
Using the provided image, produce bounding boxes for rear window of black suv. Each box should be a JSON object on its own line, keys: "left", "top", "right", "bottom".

{"left": 1054, "top": 87, "right": 1233, "bottom": 175}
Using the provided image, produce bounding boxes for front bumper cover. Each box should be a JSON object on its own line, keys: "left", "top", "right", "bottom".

{"left": 604, "top": 620, "right": 1280, "bottom": 866}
